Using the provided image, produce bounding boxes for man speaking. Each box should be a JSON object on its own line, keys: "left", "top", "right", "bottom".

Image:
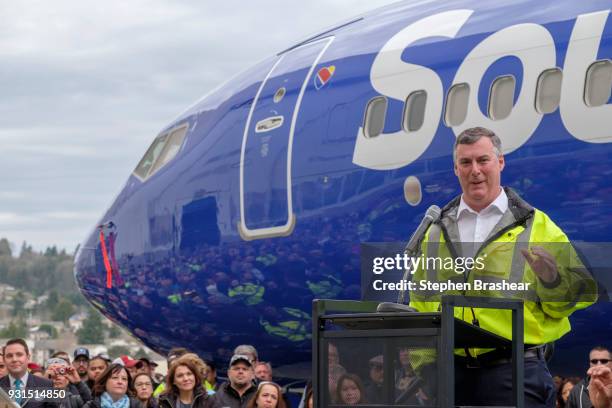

{"left": 408, "top": 127, "right": 596, "bottom": 407}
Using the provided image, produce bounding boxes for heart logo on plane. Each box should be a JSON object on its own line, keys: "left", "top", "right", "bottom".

{"left": 314, "top": 65, "right": 335, "bottom": 90}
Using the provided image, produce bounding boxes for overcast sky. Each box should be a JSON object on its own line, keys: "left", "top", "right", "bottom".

{"left": 0, "top": 0, "right": 399, "bottom": 253}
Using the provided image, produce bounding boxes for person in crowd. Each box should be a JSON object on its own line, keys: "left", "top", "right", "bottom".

{"left": 153, "top": 348, "right": 191, "bottom": 397}
{"left": 203, "top": 361, "right": 220, "bottom": 392}
{"left": 568, "top": 346, "right": 612, "bottom": 408}
{"left": 133, "top": 373, "right": 158, "bottom": 408}
{"left": 587, "top": 365, "right": 612, "bottom": 408}
{"left": 0, "top": 352, "right": 7, "bottom": 378}
{"left": 558, "top": 377, "right": 581, "bottom": 408}
{"left": 0, "top": 338, "right": 56, "bottom": 408}
{"left": 121, "top": 356, "right": 140, "bottom": 379}
{"left": 214, "top": 355, "right": 256, "bottom": 408}
{"left": 180, "top": 353, "right": 215, "bottom": 395}
{"left": 46, "top": 357, "right": 91, "bottom": 408}
{"left": 253, "top": 363, "right": 272, "bottom": 382}
{"left": 29, "top": 363, "right": 45, "bottom": 377}
{"left": 88, "top": 356, "right": 110, "bottom": 390}
{"left": 82, "top": 363, "right": 139, "bottom": 408}
{"left": 233, "top": 346, "right": 258, "bottom": 365}
{"left": 136, "top": 359, "right": 159, "bottom": 389}
{"left": 73, "top": 349, "right": 91, "bottom": 382}
{"left": 364, "top": 355, "right": 383, "bottom": 403}
{"left": 335, "top": 374, "right": 366, "bottom": 405}
{"left": 158, "top": 355, "right": 217, "bottom": 408}
{"left": 328, "top": 364, "right": 346, "bottom": 404}
{"left": 245, "top": 382, "right": 286, "bottom": 408}
{"left": 304, "top": 389, "right": 312, "bottom": 408}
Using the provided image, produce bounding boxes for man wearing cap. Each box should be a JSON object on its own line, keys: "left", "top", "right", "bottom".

{"left": 134, "top": 358, "right": 159, "bottom": 390}
{"left": 0, "top": 338, "right": 57, "bottom": 408}
{"left": 72, "top": 349, "right": 90, "bottom": 382}
{"left": 213, "top": 355, "right": 256, "bottom": 408}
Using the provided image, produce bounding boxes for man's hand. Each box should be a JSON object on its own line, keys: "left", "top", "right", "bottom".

{"left": 66, "top": 367, "right": 81, "bottom": 385}
{"left": 521, "top": 246, "right": 558, "bottom": 284}
{"left": 587, "top": 365, "right": 612, "bottom": 408}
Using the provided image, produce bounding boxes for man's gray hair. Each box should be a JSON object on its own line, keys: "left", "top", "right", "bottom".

{"left": 233, "top": 344, "right": 258, "bottom": 361}
{"left": 453, "top": 127, "right": 502, "bottom": 162}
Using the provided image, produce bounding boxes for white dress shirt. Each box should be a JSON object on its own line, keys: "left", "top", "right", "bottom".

{"left": 9, "top": 372, "right": 28, "bottom": 388}
{"left": 457, "top": 188, "right": 508, "bottom": 257}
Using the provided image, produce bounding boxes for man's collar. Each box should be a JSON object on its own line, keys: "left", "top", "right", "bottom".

{"left": 9, "top": 372, "right": 28, "bottom": 386}
{"left": 458, "top": 188, "right": 507, "bottom": 216}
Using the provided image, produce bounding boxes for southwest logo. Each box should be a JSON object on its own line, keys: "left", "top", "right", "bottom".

{"left": 314, "top": 65, "right": 335, "bottom": 90}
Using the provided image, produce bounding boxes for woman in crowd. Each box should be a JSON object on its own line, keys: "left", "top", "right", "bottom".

{"left": 158, "top": 355, "right": 217, "bottom": 408}
{"left": 87, "top": 356, "right": 110, "bottom": 391}
{"left": 245, "top": 382, "right": 286, "bottom": 408}
{"left": 558, "top": 377, "right": 581, "bottom": 408}
{"left": 83, "top": 363, "right": 140, "bottom": 408}
{"left": 133, "top": 373, "right": 158, "bottom": 408}
{"left": 335, "top": 374, "right": 366, "bottom": 406}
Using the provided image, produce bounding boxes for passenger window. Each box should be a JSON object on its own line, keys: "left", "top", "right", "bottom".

{"left": 488, "top": 75, "right": 515, "bottom": 120}
{"left": 134, "top": 133, "right": 169, "bottom": 179}
{"left": 444, "top": 83, "right": 469, "bottom": 126}
{"left": 403, "top": 90, "right": 427, "bottom": 132}
{"left": 584, "top": 60, "right": 612, "bottom": 107}
{"left": 535, "top": 68, "right": 562, "bottom": 114}
{"left": 363, "top": 96, "right": 387, "bottom": 138}
{"left": 149, "top": 125, "right": 189, "bottom": 176}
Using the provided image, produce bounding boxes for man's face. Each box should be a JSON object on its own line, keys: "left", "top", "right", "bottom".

{"left": 454, "top": 137, "right": 504, "bottom": 211}
{"left": 0, "top": 355, "right": 6, "bottom": 377}
{"left": 4, "top": 343, "right": 29, "bottom": 378}
{"left": 228, "top": 362, "right": 253, "bottom": 389}
{"left": 254, "top": 364, "right": 272, "bottom": 381}
{"left": 589, "top": 349, "right": 612, "bottom": 369}
{"left": 135, "top": 361, "right": 151, "bottom": 376}
{"left": 73, "top": 356, "right": 89, "bottom": 376}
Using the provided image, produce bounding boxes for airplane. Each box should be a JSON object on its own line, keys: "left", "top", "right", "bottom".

{"left": 74, "top": 0, "right": 612, "bottom": 378}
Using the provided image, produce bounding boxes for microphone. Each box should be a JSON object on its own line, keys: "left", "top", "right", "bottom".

{"left": 397, "top": 205, "right": 441, "bottom": 304}
{"left": 404, "top": 205, "right": 442, "bottom": 256}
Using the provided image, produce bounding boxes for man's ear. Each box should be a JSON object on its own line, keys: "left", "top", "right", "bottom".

{"left": 499, "top": 154, "right": 505, "bottom": 171}
{"left": 453, "top": 161, "right": 459, "bottom": 177}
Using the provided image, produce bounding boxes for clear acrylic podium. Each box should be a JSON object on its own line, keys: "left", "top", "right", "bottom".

{"left": 312, "top": 295, "right": 524, "bottom": 408}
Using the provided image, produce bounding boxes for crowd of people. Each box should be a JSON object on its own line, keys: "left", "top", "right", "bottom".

{"left": 0, "top": 338, "right": 609, "bottom": 408}
{"left": 0, "top": 340, "right": 296, "bottom": 408}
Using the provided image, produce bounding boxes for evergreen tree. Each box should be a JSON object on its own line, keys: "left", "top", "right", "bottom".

{"left": 0, "top": 239, "right": 12, "bottom": 256}
{"left": 76, "top": 311, "right": 105, "bottom": 344}
{"left": 0, "top": 319, "right": 27, "bottom": 338}
{"left": 52, "top": 299, "right": 75, "bottom": 322}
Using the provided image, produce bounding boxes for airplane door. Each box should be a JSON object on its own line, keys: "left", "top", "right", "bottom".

{"left": 239, "top": 37, "right": 333, "bottom": 239}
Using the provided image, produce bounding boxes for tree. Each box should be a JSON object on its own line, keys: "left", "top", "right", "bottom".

{"left": 38, "top": 324, "right": 58, "bottom": 339}
{"left": 0, "top": 239, "right": 12, "bottom": 256}
{"left": 0, "top": 319, "right": 27, "bottom": 338}
{"left": 134, "top": 348, "right": 148, "bottom": 359}
{"left": 52, "top": 299, "right": 75, "bottom": 322}
{"left": 108, "top": 326, "right": 121, "bottom": 338}
{"left": 108, "top": 345, "right": 130, "bottom": 358}
{"left": 76, "top": 312, "right": 105, "bottom": 344}
{"left": 11, "top": 293, "right": 26, "bottom": 317}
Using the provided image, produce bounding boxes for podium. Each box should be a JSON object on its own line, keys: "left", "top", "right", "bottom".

{"left": 312, "top": 296, "right": 524, "bottom": 408}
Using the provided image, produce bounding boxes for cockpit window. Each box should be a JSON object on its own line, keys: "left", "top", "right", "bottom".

{"left": 133, "top": 124, "right": 188, "bottom": 180}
